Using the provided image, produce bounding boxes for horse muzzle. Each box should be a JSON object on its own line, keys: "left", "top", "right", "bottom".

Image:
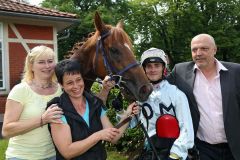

{"left": 137, "top": 83, "right": 153, "bottom": 102}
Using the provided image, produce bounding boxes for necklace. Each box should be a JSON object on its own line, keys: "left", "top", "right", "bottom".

{"left": 32, "top": 81, "right": 53, "bottom": 89}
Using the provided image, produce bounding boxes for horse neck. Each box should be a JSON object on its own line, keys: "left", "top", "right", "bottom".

{"left": 85, "top": 48, "right": 99, "bottom": 91}
{"left": 71, "top": 44, "right": 97, "bottom": 91}
{"left": 84, "top": 71, "right": 97, "bottom": 92}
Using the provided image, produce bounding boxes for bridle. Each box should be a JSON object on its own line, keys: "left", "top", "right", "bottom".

{"left": 94, "top": 29, "right": 139, "bottom": 87}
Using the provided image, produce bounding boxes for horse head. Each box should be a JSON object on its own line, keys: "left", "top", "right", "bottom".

{"left": 71, "top": 12, "right": 152, "bottom": 102}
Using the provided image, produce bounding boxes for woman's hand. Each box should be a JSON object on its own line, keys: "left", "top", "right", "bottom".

{"left": 125, "top": 102, "right": 140, "bottom": 117}
{"left": 97, "top": 127, "right": 120, "bottom": 142}
{"left": 41, "top": 104, "right": 63, "bottom": 125}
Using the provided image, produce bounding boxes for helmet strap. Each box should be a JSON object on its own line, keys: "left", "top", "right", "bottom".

{"left": 150, "top": 78, "right": 163, "bottom": 84}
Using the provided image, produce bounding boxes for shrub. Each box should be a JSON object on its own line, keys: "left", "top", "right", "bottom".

{"left": 91, "top": 82, "right": 144, "bottom": 157}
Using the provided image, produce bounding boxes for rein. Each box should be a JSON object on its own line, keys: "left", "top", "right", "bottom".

{"left": 94, "top": 30, "right": 139, "bottom": 87}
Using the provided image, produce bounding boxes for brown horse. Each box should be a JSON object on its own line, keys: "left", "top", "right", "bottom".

{"left": 70, "top": 12, "right": 152, "bottom": 102}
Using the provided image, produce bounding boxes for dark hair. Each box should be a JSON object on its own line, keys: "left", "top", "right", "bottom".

{"left": 55, "top": 59, "right": 82, "bottom": 85}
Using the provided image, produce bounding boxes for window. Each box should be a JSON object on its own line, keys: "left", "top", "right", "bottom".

{"left": 0, "top": 23, "right": 4, "bottom": 89}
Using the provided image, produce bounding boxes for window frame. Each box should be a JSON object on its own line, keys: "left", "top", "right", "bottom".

{"left": 0, "top": 22, "right": 4, "bottom": 90}
{"left": 0, "top": 22, "right": 8, "bottom": 93}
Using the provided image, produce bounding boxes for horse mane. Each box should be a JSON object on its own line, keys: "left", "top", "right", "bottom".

{"left": 65, "top": 24, "right": 133, "bottom": 59}
{"left": 64, "top": 32, "right": 95, "bottom": 59}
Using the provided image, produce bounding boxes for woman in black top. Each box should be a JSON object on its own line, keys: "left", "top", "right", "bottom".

{"left": 48, "top": 59, "right": 139, "bottom": 160}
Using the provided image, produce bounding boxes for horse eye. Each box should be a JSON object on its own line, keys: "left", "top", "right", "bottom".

{"left": 109, "top": 47, "right": 120, "bottom": 55}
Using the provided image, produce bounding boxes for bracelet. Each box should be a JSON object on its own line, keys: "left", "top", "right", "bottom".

{"left": 40, "top": 115, "right": 44, "bottom": 127}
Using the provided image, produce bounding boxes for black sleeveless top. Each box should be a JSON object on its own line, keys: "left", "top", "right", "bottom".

{"left": 47, "top": 91, "right": 107, "bottom": 160}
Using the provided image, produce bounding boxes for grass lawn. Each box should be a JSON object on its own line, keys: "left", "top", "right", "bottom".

{"left": 0, "top": 139, "right": 127, "bottom": 160}
{"left": 0, "top": 139, "right": 7, "bottom": 160}
{"left": 107, "top": 151, "right": 128, "bottom": 160}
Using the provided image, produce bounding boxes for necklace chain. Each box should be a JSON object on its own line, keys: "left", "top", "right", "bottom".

{"left": 32, "top": 81, "right": 53, "bottom": 89}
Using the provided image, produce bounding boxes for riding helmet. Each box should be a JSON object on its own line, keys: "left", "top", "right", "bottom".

{"left": 140, "top": 48, "right": 167, "bottom": 67}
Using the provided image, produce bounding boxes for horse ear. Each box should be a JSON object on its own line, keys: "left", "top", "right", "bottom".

{"left": 94, "top": 11, "right": 107, "bottom": 33}
{"left": 116, "top": 20, "right": 124, "bottom": 29}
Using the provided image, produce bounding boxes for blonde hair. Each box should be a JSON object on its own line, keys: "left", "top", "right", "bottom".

{"left": 22, "top": 45, "right": 57, "bottom": 83}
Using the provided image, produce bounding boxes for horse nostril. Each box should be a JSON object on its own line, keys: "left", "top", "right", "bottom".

{"left": 139, "top": 84, "right": 153, "bottom": 101}
{"left": 139, "top": 85, "right": 148, "bottom": 94}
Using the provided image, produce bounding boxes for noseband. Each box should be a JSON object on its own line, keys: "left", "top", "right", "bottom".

{"left": 94, "top": 30, "right": 139, "bottom": 87}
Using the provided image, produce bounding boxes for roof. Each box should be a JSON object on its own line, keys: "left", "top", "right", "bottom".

{"left": 0, "top": 0, "right": 79, "bottom": 23}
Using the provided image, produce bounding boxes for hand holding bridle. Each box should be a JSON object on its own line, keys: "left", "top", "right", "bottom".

{"left": 102, "top": 75, "right": 116, "bottom": 91}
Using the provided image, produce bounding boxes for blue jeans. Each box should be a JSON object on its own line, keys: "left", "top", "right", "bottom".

{"left": 7, "top": 156, "right": 56, "bottom": 160}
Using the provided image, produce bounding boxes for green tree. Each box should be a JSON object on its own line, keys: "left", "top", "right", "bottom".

{"left": 126, "top": 0, "right": 240, "bottom": 66}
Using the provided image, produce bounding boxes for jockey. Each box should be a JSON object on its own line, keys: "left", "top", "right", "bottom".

{"left": 137, "top": 48, "right": 194, "bottom": 160}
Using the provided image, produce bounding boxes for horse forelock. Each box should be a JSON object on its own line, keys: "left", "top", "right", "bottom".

{"left": 68, "top": 23, "right": 135, "bottom": 67}
{"left": 108, "top": 27, "right": 133, "bottom": 50}
{"left": 74, "top": 24, "right": 131, "bottom": 52}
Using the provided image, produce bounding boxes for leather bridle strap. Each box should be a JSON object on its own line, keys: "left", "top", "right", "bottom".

{"left": 94, "top": 30, "right": 139, "bottom": 79}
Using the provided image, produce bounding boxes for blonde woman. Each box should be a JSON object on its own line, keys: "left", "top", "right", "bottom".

{"left": 2, "top": 46, "right": 63, "bottom": 160}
